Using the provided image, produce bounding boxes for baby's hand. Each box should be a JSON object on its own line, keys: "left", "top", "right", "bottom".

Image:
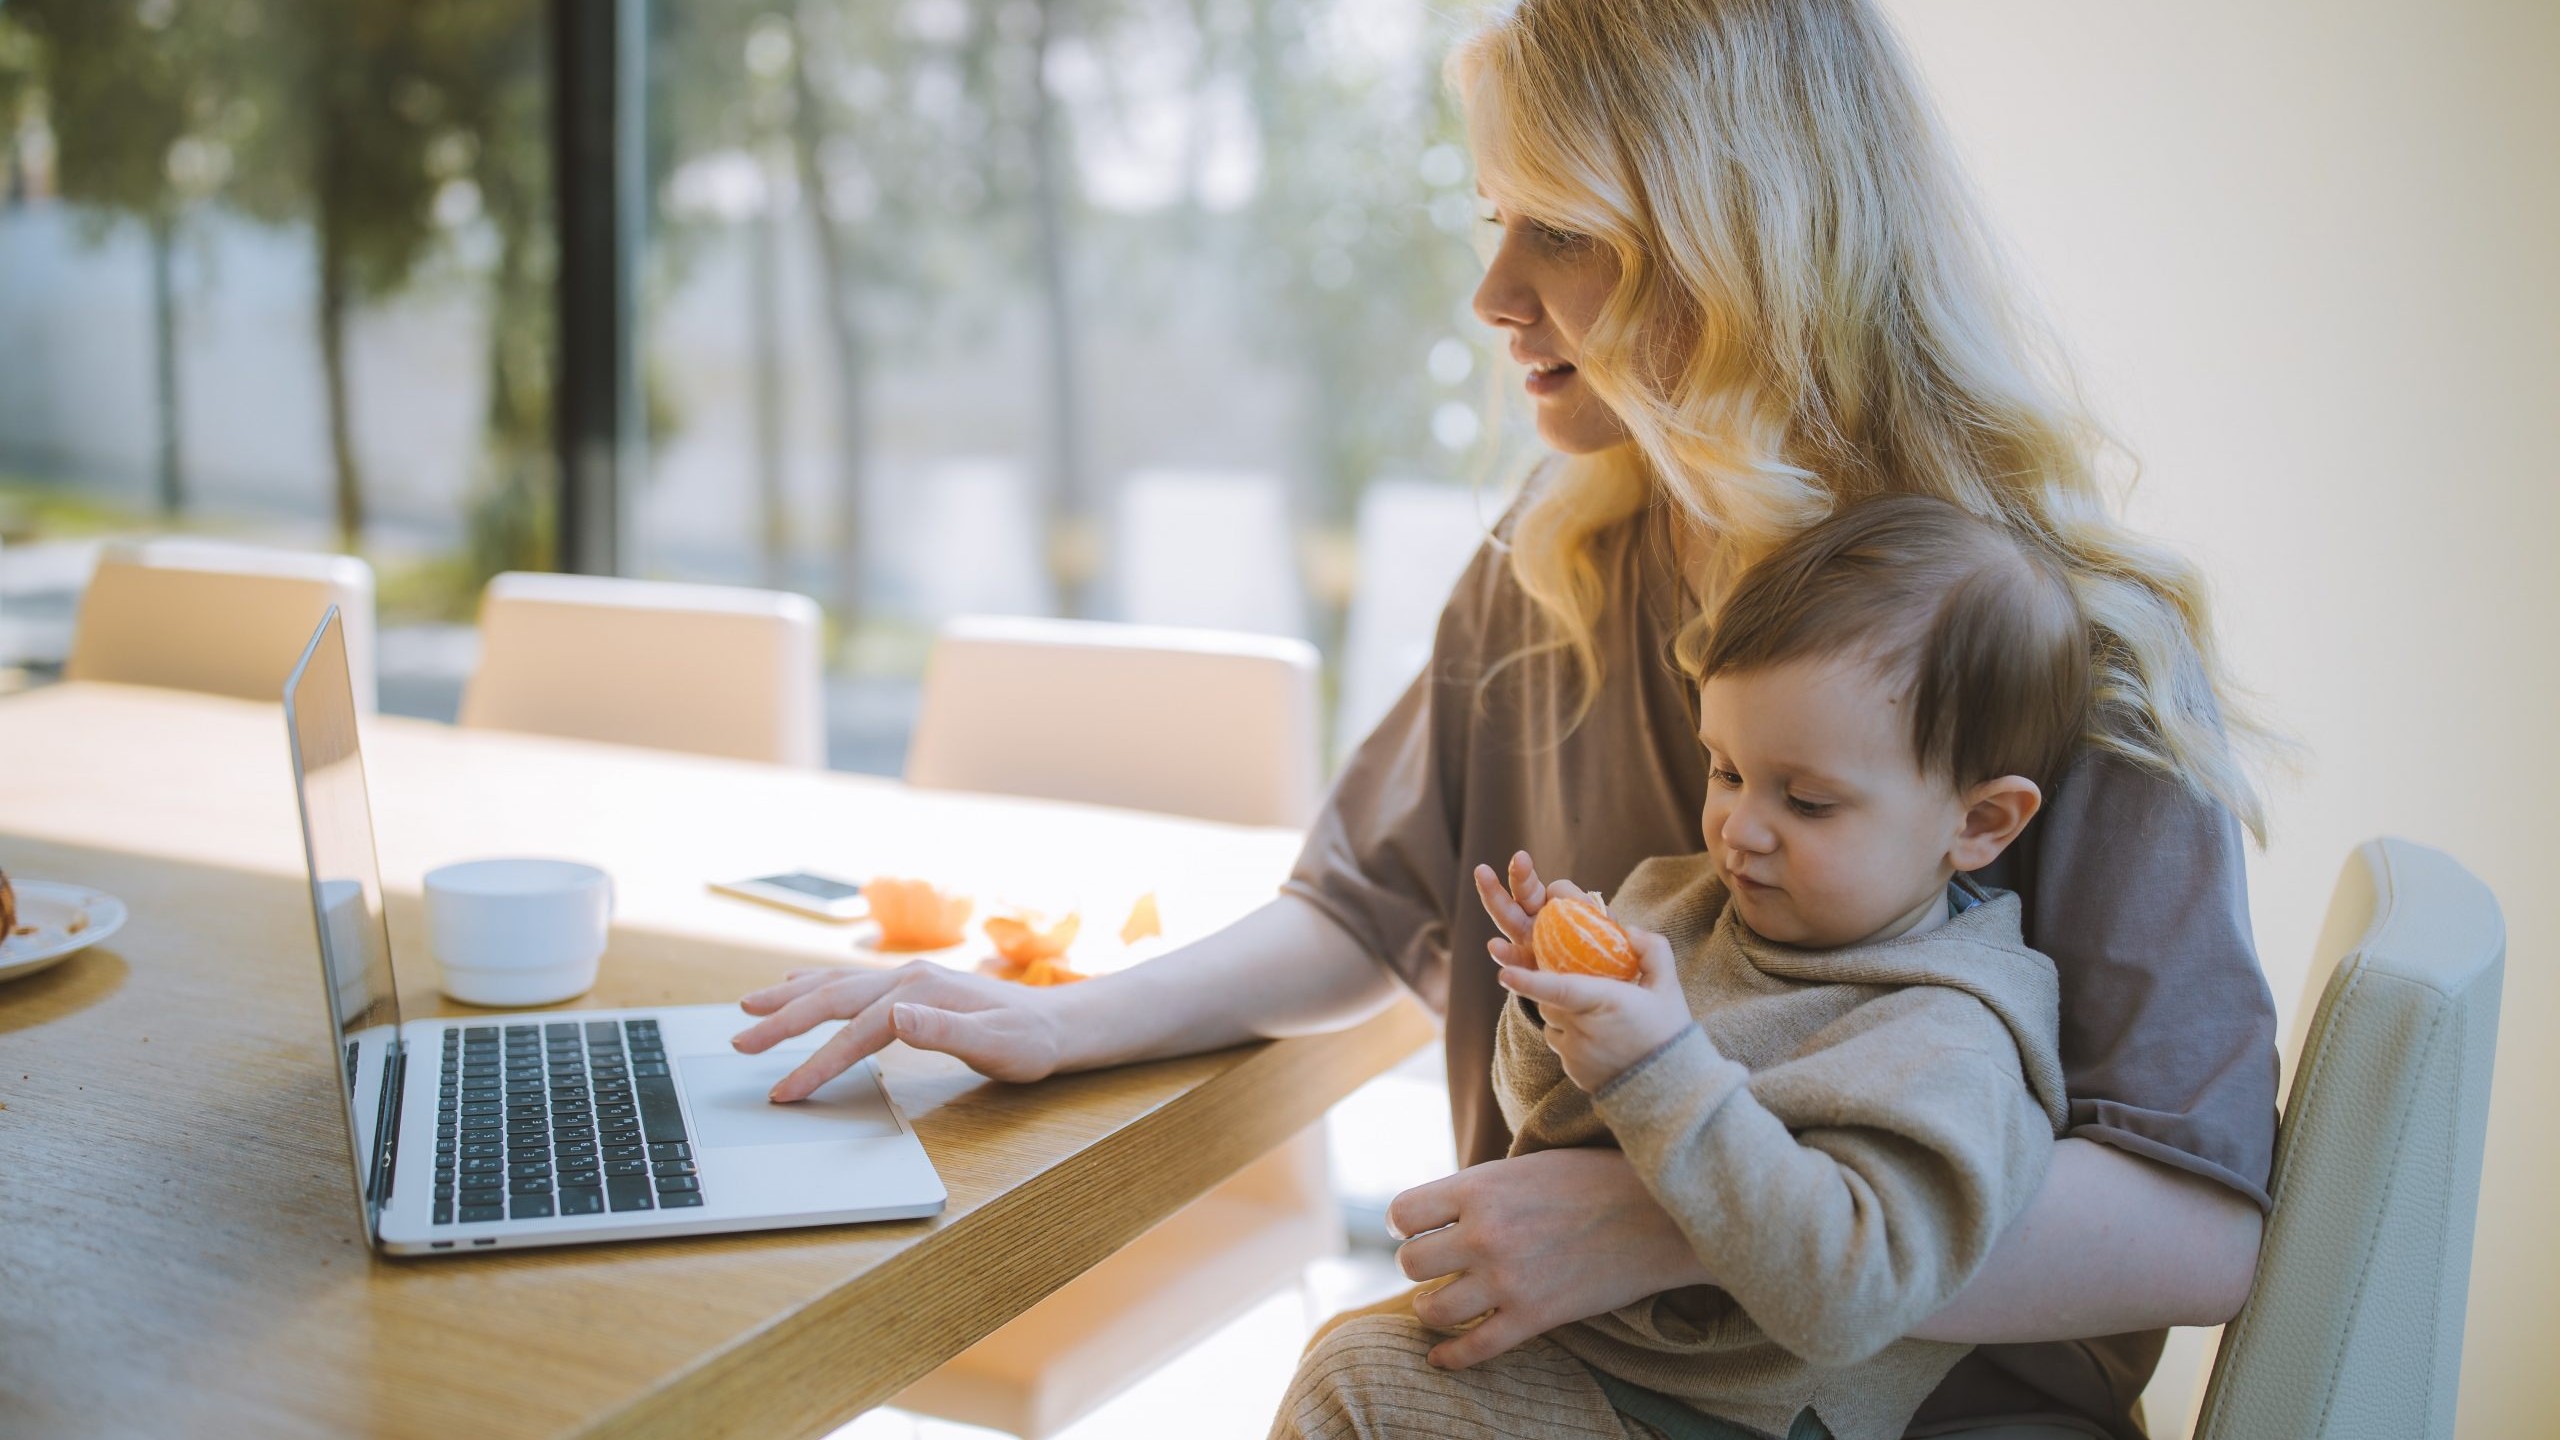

{"left": 1473, "top": 850, "right": 1551, "bottom": 968}
{"left": 1495, "top": 921, "right": 1689, "bottom": 1094}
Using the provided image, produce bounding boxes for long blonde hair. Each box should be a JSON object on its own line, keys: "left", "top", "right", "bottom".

{"left": 1451, "top": 0, "right": 2271, "bottom": 838}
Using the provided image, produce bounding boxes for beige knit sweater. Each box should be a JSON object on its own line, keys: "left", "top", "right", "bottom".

{"left": 1493, "top": 853, "right": 2069, "bottom": 1440}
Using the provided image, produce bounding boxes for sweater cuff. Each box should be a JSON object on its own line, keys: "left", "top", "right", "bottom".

{"left": 1593, "top": 1025, "right": 1750, "bottom": 1148}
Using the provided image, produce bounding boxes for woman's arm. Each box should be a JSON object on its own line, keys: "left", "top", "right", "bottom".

{"left": 1388, "top": 1137, "right": 2260, "bottom": 1369}
{"left": 732, "top": 893, "right": 1399, "bottom": 1096}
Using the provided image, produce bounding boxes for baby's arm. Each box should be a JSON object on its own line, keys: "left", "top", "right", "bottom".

{"left": 1589, "top": 996, "right": 2055, "bottom": 1368}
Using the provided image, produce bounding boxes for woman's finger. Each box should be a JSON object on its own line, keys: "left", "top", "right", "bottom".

{"left": 1384, "top": 1170, "right": 1467, "bottom": 1241}
{"left": 738, "top": 965, "right": 857, "bottom": 1016}
{"left": 1410, "top": 1272, "right": 1498, "bottom": 1333}
{"left": 734, "top": 961, "right": 925, "bottom": 1052}
{"left": 1473, "top": 864, "right": 1534, "bottom": 946}
{"left": 1393, "top": 1221, "right": 1472, "bottom": 1284}
{"left": 766, "top": 1001, "right": 898, "bottom": 1101}
{"left": 1427, "top": 1306, "right": 1544, "bottom": 1371}
{"left": 889, "top": 1001, "right": 1059, "bottom": 1085}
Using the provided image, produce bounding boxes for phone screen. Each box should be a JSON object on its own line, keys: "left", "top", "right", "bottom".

{"left": 756, "top": 873, "right": 862, "bottom": 901}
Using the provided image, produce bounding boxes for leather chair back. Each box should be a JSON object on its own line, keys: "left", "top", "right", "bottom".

{"left": 2195, "top": 838, "right": 2505, "bottom": 1439}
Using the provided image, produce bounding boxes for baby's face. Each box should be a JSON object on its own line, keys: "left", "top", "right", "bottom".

{"left": 1696, "top": 657, "right": 1976, "bottom": 949}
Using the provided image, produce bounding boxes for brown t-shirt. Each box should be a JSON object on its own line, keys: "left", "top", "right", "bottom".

{"left": 1283, "top": 496, "right": 2280, "bottom": 1440}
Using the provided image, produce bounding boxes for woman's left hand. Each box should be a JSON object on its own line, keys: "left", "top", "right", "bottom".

{"left": 1385, "top": 1146, "right": 1714, "bottom": 1369}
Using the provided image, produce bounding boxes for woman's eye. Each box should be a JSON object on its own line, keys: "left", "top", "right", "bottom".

{"left": 1709, "top": 767, "right": 1742, "bottom": 788}
{"left": 1532, "top": 221, "right": 1589, "bottom": 251}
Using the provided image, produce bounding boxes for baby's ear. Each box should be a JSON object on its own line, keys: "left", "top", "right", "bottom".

{"left": 1951, "top": 776, "right": 2043, "bottom": 872}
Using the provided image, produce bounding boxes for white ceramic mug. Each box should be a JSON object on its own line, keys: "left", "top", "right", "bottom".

{"left": 423, "top": 858, "right": 614, "bottom": 1007}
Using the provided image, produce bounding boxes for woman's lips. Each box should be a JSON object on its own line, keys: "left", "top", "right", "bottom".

{"left": 1524, "top": 361, "right": 1578, "bottom": 397}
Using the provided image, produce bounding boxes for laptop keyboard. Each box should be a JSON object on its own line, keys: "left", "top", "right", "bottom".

{"left": 430, "top": 1017, "right": 702, "bottom": 1226}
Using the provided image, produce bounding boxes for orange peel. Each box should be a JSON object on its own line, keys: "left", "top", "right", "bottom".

{"left": 1118, "top": 892, "right": 1162, "bottom": 945}
{"left": 985, "top": 910, "right": 1081, "bottom": 968}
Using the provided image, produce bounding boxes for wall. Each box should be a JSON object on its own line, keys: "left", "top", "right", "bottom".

{"left": 1883, "top": 2, "right": 2558, "bottom": 1434}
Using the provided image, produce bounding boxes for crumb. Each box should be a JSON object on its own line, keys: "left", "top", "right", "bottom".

{"left": 65, "top": 915, "right": 88, "bottom": 935}
{"left": 9, "top": 926, "right": 30, "bottom": 937}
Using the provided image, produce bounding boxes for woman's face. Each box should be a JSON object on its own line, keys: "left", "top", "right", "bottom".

{"left": 1473, "top": 200, "right": 1632, "bottom": 455}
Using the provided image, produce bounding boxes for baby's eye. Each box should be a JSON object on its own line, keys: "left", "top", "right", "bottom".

{"left": 1785, "top": 795, "right": 1835, "bottom": 818}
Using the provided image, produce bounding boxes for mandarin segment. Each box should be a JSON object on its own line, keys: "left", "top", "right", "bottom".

{"left": 1530, "top": 893, "right": 1640, "bottom": 980}
{"left": 1118, "top": 892, "right": 1162, "bottom": 945}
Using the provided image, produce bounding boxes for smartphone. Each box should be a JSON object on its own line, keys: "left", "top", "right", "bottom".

{"left": 710, "top": 871, "right": 867, "bottom": 921}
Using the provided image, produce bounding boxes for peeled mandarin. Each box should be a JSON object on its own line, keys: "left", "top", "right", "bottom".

{"left": 1531, "top": 894, "right": 1640, "bottom": 980}
{"left": 868, "top": 877, "right": 973, "bottom": 951}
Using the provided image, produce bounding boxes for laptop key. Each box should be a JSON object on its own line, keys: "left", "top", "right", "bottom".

{"left": 605, "top": 1144, "right": 643, "bottom": 1161}
{"left": 658, "top": 1191, "right": 705, "bottom": 1208}
{"left": 649, "top": 1142, "right": 692, "bottom": 1161}
{"left": 656, "top": 1175, "right": 699, "bottom": 1193}
{"left": 433, "top": 1200, "right": 454, "bottom": 1224}
{"left": 460, "top": 1204, "right": 502, "bottom": 1223}
{"left": 652, "top": 1160, "right": 698, "bottom": 1178}
{"left": 606, "top": 1160, "right": 646, "bottom": 1177}
{"left": 510, "top": 1178, "right": 552, "bottom": 1196}
{"left": 607, "top": 1179, "right": 653, "bottom": 1212}
{"left": 559, "top": 1186, "right": 605, "bottom": 1216}
{"left": 512, "top": 1195, "right": 556, "bottom": 1220}
{"left": 561, "top": 1169, "right": 601, "bottom": 1188}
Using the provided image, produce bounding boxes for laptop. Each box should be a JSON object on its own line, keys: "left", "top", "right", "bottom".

{"left": 283, "top": 606, "right": 945, "bottom": 1255}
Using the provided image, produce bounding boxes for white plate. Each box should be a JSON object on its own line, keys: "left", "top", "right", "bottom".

{"left": 0, "top": 880, "right": 129, "bottom": 982}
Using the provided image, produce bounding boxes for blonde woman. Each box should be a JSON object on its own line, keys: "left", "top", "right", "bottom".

{"left": 733, "top": 1, "right": 2275, "bottom": 1434}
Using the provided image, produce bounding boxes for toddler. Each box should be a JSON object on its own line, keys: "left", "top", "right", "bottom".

{"left": 1275, "top": 495, "right": 2090, "bottom": 1440}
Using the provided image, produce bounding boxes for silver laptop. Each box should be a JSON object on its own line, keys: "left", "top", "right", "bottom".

{"left": 284, "top": 606, "right": 945, "bottom": 1255}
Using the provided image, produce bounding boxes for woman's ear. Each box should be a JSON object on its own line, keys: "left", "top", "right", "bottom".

{"left": 1950, "top": 776, "right": 2043, "bottom": 873}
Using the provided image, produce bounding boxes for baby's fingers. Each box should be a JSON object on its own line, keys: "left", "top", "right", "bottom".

{"left": 1495, "top": 963, "right": 1620, "bottom": 1015}
{"left": 1474, "top": 864, "right": 1534, "bottom": 946}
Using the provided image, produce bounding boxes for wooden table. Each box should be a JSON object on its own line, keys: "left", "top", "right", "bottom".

{"left": 0, "top": 682, "right": 1434, "bottom": 1440}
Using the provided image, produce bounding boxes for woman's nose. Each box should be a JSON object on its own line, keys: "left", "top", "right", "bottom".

{"left": 1472, "top": 237, "right": 1538, "bottom": 331}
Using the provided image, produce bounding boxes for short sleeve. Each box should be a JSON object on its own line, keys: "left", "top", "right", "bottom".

{"left": 1279, "top": 534, "right": 1508, "bottom": 1010}
{"left": 1979, "top": 750, "right": 2280, "bottom": 1208}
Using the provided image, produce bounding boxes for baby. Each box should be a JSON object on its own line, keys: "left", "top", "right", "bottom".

{"left": 1275, "top": 495, "right": 2090, "bottom": 1440}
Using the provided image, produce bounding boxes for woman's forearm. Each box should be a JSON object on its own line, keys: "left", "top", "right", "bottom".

{"left": 1909, "top": 1137, "right": 2263, "bottom": 1342}
{"left": 1049, "top": 894, "right": 1401, "bottom": 1071}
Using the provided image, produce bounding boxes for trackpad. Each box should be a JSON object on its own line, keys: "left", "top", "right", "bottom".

{"left": 677, "top": 1051, "right": 903, "bottom": 1148}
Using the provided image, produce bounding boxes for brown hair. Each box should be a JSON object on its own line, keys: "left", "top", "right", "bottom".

{"left": 1699, "top": 495, "right": 2092, "bottom": 791}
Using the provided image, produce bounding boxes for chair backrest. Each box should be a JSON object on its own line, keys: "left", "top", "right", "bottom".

{"left": 458, "top": 571, "right": 825, "bottom": 767}
{"left": 2194, "top": 837, "right": 2505, "bottom": 1440}
{"left": 1333, "top": 480, "right": 1488, "bottom": 762}
{"left": 905, "top": 614, "right": 1321, "bottom": 829}
{"left": 1113, "top": 469, "right": 1307, "bottom": 639}
{"left": 66, "top": 539, "right": 378, "bottom": 711}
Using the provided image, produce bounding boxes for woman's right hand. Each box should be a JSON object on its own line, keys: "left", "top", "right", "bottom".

{"left": 733, "top": 960, "right": 1071, "bottom": 1099}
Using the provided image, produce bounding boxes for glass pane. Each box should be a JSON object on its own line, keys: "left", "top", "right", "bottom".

{"left": 637, "top": 0, "right": 1507, "bottom": 773}
{"left": 0, "top": 0, "right": 554, "bottom": 716}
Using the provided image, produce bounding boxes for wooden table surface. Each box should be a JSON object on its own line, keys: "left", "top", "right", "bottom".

{"left": 0, "top": 681, "right": 1435, "bottom": 1440}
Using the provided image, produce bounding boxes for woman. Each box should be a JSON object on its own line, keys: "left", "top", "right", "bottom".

{"left": 734, "top": 2, "right": 2278, "bottom": 1434}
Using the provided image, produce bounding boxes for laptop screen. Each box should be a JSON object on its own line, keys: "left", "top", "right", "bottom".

{"left": 283, "top": 607, "right": 404, "bottom": 1243}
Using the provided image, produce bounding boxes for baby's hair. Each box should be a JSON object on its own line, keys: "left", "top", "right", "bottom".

{"left": 1699, "top": 496, "right": 2092, "bottom": 792}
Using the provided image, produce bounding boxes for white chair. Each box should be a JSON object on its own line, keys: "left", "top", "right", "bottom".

{"left": 2184, "top": 837, "right": 2505, "bottom": 1439}
{"left": 893, "top": 613, "right": 1344, "bottom": 1437}
{"left": 458, "top": 571, "right": 824, "bottom": 767}
{"left": 906, "top": 614, "right": 1324, "bottom": 829}
{"left": 65, "top": 538, "right": 378, "bottom": 710}
{"left": 1333, "top": 480, "right": 1490, "bottom": 761}
{"left": 1113, "top": 469, "right": 1307, "bottom": 640}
